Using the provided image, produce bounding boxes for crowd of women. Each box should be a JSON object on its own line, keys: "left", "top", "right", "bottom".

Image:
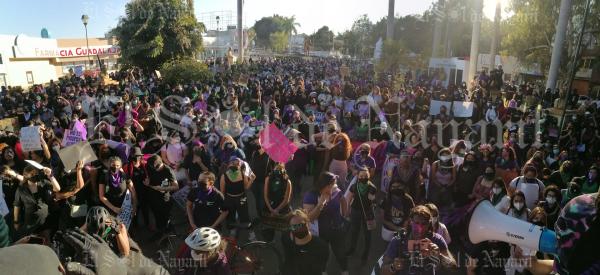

{"left": 0, "top": 56, "right": 599, "bottom": 275}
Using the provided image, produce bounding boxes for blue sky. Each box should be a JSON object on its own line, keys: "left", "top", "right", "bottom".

{"left": 0, "top": 0, "right": 505, "bottom": 39}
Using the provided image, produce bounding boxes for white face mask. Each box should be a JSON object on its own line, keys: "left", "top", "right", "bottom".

{"left": 492, "top": 187, "right": 502, "bottom": 195}
{"left": 52, "top": 145, "right": 60, "bottom": 152}
{"left": 440, "top": 156, "right": 451, "bottom": 162}
{"left": 514, "top": 202, "right": 524, "bottom": 211}
{"left": 546, "top": 196, "right": 556, "bottom": 205}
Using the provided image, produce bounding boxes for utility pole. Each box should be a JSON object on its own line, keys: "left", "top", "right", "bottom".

{"left": 467, "top": 0, "right": 483, "bottom": 90}
{"left": 432, "top": 0, "right": 444, "bottom": 58}
{"left": 237, "top": 0, "right": 244, "bottom": 63}
{"left": 386, "top": 0, "right": 395, "bottom": 40}
{"left": 559, "top": 0, "right": 593, "bottom": 133}
{"left": 489, "top": 0, "right": 501, "bottom": 68}
{"left": 546, "top": 0, "right": 572, "bottom": 92}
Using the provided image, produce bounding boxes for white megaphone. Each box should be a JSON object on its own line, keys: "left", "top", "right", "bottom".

{"left": 468, "top": 200, "right": 557, "bottom": 255}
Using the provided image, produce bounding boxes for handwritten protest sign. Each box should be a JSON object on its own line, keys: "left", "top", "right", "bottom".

{"left": 117, "top": 190, "right": 133, "bottom": 229}
{"left": 58, "top": 141, "right": 98, "bottom": 172}
{"left": 20, "top": 126, "right": 42, "bottom": 152}
{"left": 61, "top": 121, "right": 87, "bottom": 147}
{"left": 259, "top": 123, "right": 298, "bottom": 163}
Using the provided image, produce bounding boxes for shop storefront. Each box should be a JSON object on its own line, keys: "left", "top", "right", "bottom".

{"left": 0, "top": 34, "right": 120, "bottom": 88}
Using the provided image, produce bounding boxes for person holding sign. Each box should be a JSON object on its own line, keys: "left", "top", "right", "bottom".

{"left": 13, "top": 165, "right": 61, "bottom": 239}
{"left": 99, "top": 157, "right": 137, "bottom": 218}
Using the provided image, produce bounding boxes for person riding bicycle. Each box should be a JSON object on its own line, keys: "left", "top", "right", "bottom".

{"left": 179, "top": 227, "right": 231, "bottom": 275}
{"left": 80, "top": 206, "right": 137, "bottom": 257}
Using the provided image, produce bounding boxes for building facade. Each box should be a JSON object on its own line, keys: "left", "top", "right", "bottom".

{"left": 0, "top": 34, "right": 119, "bottom": 88}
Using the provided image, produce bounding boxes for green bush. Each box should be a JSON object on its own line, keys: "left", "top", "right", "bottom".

{"left": 160, "top": 59, "right": 213, "bottom": 85}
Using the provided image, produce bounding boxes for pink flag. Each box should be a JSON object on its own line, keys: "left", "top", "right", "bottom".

{"left": 259, "top": 123, "right": 298, "bottom": 163}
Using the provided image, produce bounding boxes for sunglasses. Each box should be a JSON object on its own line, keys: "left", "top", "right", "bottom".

{"left": 290, "top": 223, "right": 306, "bottom": 231}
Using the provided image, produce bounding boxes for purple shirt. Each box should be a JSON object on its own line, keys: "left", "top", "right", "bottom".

{"left": 303, "top": 187, "right": 345, "bottom": 236}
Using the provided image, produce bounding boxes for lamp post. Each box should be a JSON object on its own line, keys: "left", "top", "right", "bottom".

{"left": 81, "top": 14, "right": 91, "bottom": 70}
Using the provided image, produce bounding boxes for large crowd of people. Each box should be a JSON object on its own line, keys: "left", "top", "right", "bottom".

{"left": 0, "top": 56, "right": 599, "bottom": 275}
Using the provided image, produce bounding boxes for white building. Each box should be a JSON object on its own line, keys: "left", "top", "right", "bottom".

{"left": 0, "top": 34, "right": 119, "bottom": 88}
{"left": 428, "top": 54, "right": 520, "bottom": 87}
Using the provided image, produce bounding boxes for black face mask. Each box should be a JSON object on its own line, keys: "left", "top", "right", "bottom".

{"left": 390, "top": 188, "right": 405, "bottom": 197}
{"left": 110, "top": 167, "right": 119, "bottom": 174}
{"left": 229, "top": 166, "right": 239, "bottom": 172}
{"left": 484, "top": 172, "right": 495, "bottom": 179}
{"left": 292, "top": 227, "right": 309, "bottom": 239}
{"left": 328, "top": 129, "right": 336, "bottom": 134}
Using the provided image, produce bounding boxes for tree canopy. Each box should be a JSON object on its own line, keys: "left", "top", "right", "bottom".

{"left": 251, "top": 15, "right": 299, "bottom": 50}
{"left": 111, "top": 0, "right": 205, "bottom": 71}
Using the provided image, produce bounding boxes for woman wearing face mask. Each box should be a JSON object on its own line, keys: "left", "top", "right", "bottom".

{"left": 489, "top": 178, "right": 511, "bottom": 213}
{"left": 161, "top": 131, "right": 188, "bottom": 186}
{"left": 261, "top": 163, "right": 292, "bottom": 242}
{"left": 470, "top": 166, "right": 496, "bottom": 201}
{"left": 507, "top": 191, "right": 529, "bottom": 221}
{"left": 454, "top": 152, "right": 481, "bottom": 206}
{"left": 548, "top": 160, "right": 574, "bottom": 190}
{"left": 523, "top": 150, "right": 547, "bottom": 177}
{"left": 424, "top": 203, "right": 451, "bottom": 245}
{"left": 217, "top": 136, "right": 246, "bottom": 172}
{"left": 123, "top": 147, "right": 150, "bottom": 227}
{"left": 344, "top": 168, "right": 377, "bottom": 263}
{"left": 381, "top": 205, "right": 456, "bottom": 275}
{"left": 303, "top": 172, "right": 349, "bottom": 275}
{"left": 351, "top": 144, "right": 376, "bottom": 178}
{"left": 144, "top": 155, "right": 179, "bottom": 241}
{"left": 429, "top": 148, "right": 456, "bottom": 212}
{"left": 13, "top": 165, "right": 60, "bottom": 239}
{"left": 574, "top": 166, "right": 600, "bottom": 194}
{"left": 186, "top": 172, "right": 228, "bottom": 230}
{"left": 99, "top": 157, "right": 137, "bottom": 220}
{"left": 282, "top": 209, "right": 329, "bottom": 275}
{"left": 538, "top": 185, "right": 561, "bottom": 227}
{"left": 380, "top": 181, "right": 415, "bottom": 243}
{"left": 381, "top": 131, "right": 405, "bottom": 194}
{"left": 495, "top": 146, "right": 519, "bottom": 185}
{"left": 220, "top": 157, "right": 253, "bottom": 239}
{"left": 560, "top": 181, "right": 582, "bottom": 207}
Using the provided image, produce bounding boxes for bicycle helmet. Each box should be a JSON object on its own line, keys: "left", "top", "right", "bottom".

{"left": 86, "top": 206, "right": 113, "bottom": 235}
{"left": 185, "top": 227, "right": 221, "bottom": 252}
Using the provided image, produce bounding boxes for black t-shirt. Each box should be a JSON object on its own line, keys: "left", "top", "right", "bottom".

{"left": 147, "top": 166, "right": 176, "bottom": 201}
{"left": 349, "top": 181, "right": 377, "bottom": 217}
{"left": 382, "top": 194, "right": 415, "bottom": 230}
{"left": 102, "top": 171, "right": 129, "bottom": 208}
{"left": 282, "top": 235, "right": 329, "bottom": 275}
{"left": 186, "top": 187, "right": 227, "bottom": 227}
{"left": 14, "top": 180, "right": 53, "bottom": 230}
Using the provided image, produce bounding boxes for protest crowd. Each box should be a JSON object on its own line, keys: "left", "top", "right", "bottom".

{"left": 0, "top": 56, "right": 600, "bottom": 275}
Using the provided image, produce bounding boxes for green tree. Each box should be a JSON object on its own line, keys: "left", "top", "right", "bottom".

{"left": 281, "top": 15, "right": 301, "bottom": 35}
{"left": 270, "top": 31, "right": 289, "bottom": 53}
{"left": 502, "top": 0, "right": 600, "bottom": 76}
{"left": 376, "top": 39, "right": 409, "bottom": 75}
{"left": 160, "top": 58, "right": 213, "bottom": 85}
{"left": 310, "top": 26, "right": 334, "bottom": 51}
{"left": 111, "top": 0, "right": 204, "bottom": 71}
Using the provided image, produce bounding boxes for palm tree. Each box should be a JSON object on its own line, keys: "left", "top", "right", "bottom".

{"left": 281, "top": 15, "right": 301, "bottom": 36}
